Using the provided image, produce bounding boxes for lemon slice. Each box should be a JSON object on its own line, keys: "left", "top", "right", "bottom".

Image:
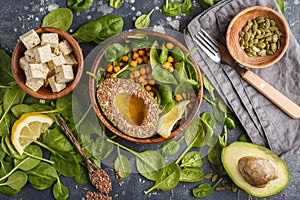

{"left": 157, "top": 100, "right": 190, "bottom": 138}
{"left": 11, "top": 113, "right": 54, "bottom": 155}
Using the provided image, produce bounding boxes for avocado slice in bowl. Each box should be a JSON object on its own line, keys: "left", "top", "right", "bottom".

{"left": 221, "top": 142, "right": 289, "bottom": 198}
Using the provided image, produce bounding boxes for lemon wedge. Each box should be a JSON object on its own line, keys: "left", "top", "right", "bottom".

{"left": 11, "top": 113, "right": 54, "bottom": 155}
{"left": 157, "top": 100, "right": 190, "bottom": 138}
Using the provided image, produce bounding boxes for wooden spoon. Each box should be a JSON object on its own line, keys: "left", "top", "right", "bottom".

{"left": 55, "top": 115, "right": 112, "bottom": 199}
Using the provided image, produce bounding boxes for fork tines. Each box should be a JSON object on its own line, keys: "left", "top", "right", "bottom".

{"left": 193, "top": 28, "right": 221, "bottom": 63}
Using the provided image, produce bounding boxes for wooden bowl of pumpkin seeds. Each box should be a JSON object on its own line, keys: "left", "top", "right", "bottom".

{"left": 226, "top": 6, "right": 289, "bottom": 68}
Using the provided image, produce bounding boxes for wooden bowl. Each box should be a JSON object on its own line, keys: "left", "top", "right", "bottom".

{"left": 89, "top": 29, "right": 203, "bottom": 144}
{"left": 226, "top": 6, "right": 289, "bottom": 68}
{"left": 12, "top": 27, "right": 84, "bottom": 100}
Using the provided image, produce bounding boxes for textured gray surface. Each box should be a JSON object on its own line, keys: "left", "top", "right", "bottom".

{"left": 0, "top": 0, "right": 299, "bottom": 200}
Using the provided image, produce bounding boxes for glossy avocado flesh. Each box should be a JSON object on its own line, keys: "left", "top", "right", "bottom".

{"left": 221, "top": 142, "right": 289, "bottom": 198}
{"left": 97, "top": 78, "right": 159, "bottom": 138}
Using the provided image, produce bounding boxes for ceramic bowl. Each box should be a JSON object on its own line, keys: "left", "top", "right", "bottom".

{"left": 89, "top": 29, "right": 203, "bottom": 144}
{"left": 226, "top": 6, "right": 289, "bottom": 68}
{"left": 12, "top": 27, "right": 84, "bottom": 100}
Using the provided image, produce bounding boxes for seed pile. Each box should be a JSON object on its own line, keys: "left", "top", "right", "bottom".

{"left": 239, "top": 16, "right": 282, "bottom": 57}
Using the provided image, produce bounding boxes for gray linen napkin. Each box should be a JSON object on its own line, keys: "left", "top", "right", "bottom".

{"left": 184, "top": 0, "right": 300, "bottom": 158}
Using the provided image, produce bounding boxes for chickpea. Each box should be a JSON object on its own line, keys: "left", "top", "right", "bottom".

{"left": 130, "top": 72, "right": 135, "bottom": 79}
{"left": 133, "top": 48, "right": 138, "bottom": 53}
{"left": 168, "top": 66, "right": 175, "bottom": 73}
{"left": 136, "top": 57, "right": 143, "bottom": 65}
{"left": 162, "top": 62, "right": 172, "bottom": 69}
{"left": 105, "top": 73, "right": 111, "bottom": 78}
{"left": 133, "top": 70, "right": 140, "bottom": 78}
{"left": 130, "top": 60, "right": 138, "bottom": 67}
{"left": 132, "top": 52, "right": 139, "bottom": 60}
{"left": 148, "top": 79, "right": 155, "bottom": 85}
{"left": 167, "top": 56, "right": 174, "bottom": 63}
{"left": 175, "top": 94, "right": 183, "bottom": 101}
{"left": 106, "top": 64, "right": 113, "bottom": 73}
{"left": 166, "top": 42, "right": 174, "bottom": 50}
{"left": 148, "top": 91, "right": 154, "bottom": 97}
{"left": 143, "top": 55, "right": 149, "bottom": 63}
{"left": 118, "top": 61, "right": 124, "bottom": 67}
{"left": 147, "top": 74, "right": 153, "bottom": 80}
{"left": 140, "top": 67, "right": 146, "bottom": 75}
{"left": 122, "top": 55, "right": 129, "bottom": 62}
{"left": 138, "top": 49, "right": 146, "bottom": 56}
{"left": 114, "top": 66, "right": 121, "bottom": 73}
{"left": 138, "top": 77, "right": 146, "bottom": 84}
{"left": 146, "top": 67, "right": 151, "bottom": 73}
{"left": 110, "top": 73, "right": 116, "bottom": 78}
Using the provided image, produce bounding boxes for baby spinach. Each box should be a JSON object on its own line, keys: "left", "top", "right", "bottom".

{"left": 152, "top": 66, "right": 177, "bottom": 85}
{"left": 171, "top": 46, "right": 185, "bottom": 62}
{"left": 53, "top": 177, "right": 69, "bottom": 200}
{"left": 174, "top": 62, "right": 188, "bottom": 82}
{"left": 0, "top": 109, "right": 13, "bottom": 137}
{"left": 95, "top": 14, "right": 124, "bottom": 43}
{"left": 14, "top": 145, "right": 43, "bottom": 171}
{"left": 114, "top": 147, "right": 130, "bottom": 178}
{"left": 144, "top": 163, "right": 181, "bottom": 194}
{"left": 105, "top": 43, "right": 125, "bottom": 63}
{"left": 184, "top": 117, "right": 205, "bottom": 148}
{"left": 11, "top": 103, "right": 53, "bottom": 118}
{"left": 174, "top": 79, "right": 199, "bottom": 94}
{"left": 41, "top": 127, "right": 74, "bottom": 152}
{"left": 110, "top": 0, "right": 123, "bottom": 8}
{"left": 107, "top": 139, "right": 164, "bottom": 181}
{"left": 179, "top": 168, "right": 204, "bottom": 182}
{"left": 27, "top": 162, "right": 58, "bottom": 190}
{"left": 276, "top": 0, "right": 285, "bottom": 13}
{"left": 159, "top": 43, "right": 169, "bottom": 64}
{"left": 157, "top": 84, "right": 173, "bottom": 108}
{"left": 160, "top": 137, "right": 184, "bottom": 157}
{"left": 0, "top": 49, "right": 14, "bottom": 85}
{"left": 208, "top": 134, "right": 227, "bottom": 176}
{"left": 162, "top": 0, "right": 182, "bottom": 17}
{"left": 68, "top": 0, "right": 93, "bottom": 12}
{"left": 180, "top": 151, "right": 203, "bottom": 168}
{"left": 238, "top": 133, "right": 251, "bottom": 142}
{"left": 192, "top": 178, "right": 223, "bottom": 198}
{"left": 135, "top": 9, "right": 154, "bottom": 29}
{"left": 149, "top": 41, "right": 160, "bottom": 68}
{"left": 72, "top": 19, "right": 102, "bottom": 43}
{"left": 0, "top": 171, "right": 27, "bottom": 196}
{"left": 181, "top": 0, "right": 193, "bottom": 15}
{"left": 42, "top": 8, "right": 73, "bottom": 31}
{"left": 74, "top": 165, "right": 89, "bottom": 184}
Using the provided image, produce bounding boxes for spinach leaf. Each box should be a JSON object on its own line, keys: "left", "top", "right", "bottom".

{"left": 192, "top": 178, "right": 223, "bottom": 198}
{"left": 185, "top": 59, "right": 198, "bottom": 82}
{"left": 0, "top": 145, "right": 5, "bottom": 162}
{"left": 180, "top": 151, "right": 203, "bottom": 168}
{"left": 95, "top": 14, "right": 124, "bottom": 43}
{"left": 104, "top": 43, "right": 125, "bottom": 63}
{"left": 41, "top": 127, "right": 74, "bottom": 152}
{"left": 0, "top": 160, "right": 13, "bottom": 179}
{"left": 72, "top": 19, "right": 102, "bottom": 43}
{"left": 149, "top": 40, "right": 160, "bottom": 68}
{"left": 11, "top": 103, "right": 53, "bottom": 118}
{"left": 174, "top": 79, "right": 198, "bottom": 94}
{"left": 114, "top": 147, "right": 130, "bottom": 178}
{"left": 157, "top": 84, "right": 173, "bottom": 108}
{"left": 14, "top": 145, "right": 42, "bottom": 171}
{"left": 174, "top": 62, "right": 188, "bottom": 82}
{"left": 208, "top": 134, "right": 227, "bottom": 176}
{"left": 184, "top": 117, "right": 205, "bottom": 148}
{"left": 2, "top": 136, "right": 23, "bottom": 159}
{"left": 160, "top": 137, "right": 184, "bottom": 157}
{"left": 53, "top": 177, "right": 69, "bottom": 200}
{"left": 0, "top": 171, "right": 27, "bottom": 190}
{"left": 202, "top": 73, "right": 215, "bottom": 100}
{"left": 276, "top": 0, "right": 285, "bottom": 14}
{"left": 152, "top": 65, "right": 177, "bottom": 85}
{"left": 179, "top": 168, "right": 204, "bottom": 182}
{"left": 238, "top": 133, "right": 251, "bottom": 142}
{"left": 200, "top": 112, "right": 216, "bottom": 129}
{"left": 27, "top": 162, "right": 58, "bottom": 190}
{"left": 0, "top": 107, "right": 13, "bottom": 137}
{"left": 42, "top": 8, "right": 73, "bottom": 31}
{"left": 159, "top": 43, "right": 168, "bottom": 64}
{"left": 181, "top": 0, "right": 193, "bottom": 15}
{"left": 68, "top": 0, "right": 93, "bottom": 12}
{"left": 144, "top": 163, "right": 181, "bottom": 194}
{"left": 171, "top": 46, "right": 185, "bottom": 62}
{"left": 162, "top": 1, "right": 182, "bottom": 17}
{"left": 0, "top": 49, "right": 14, "bottom": 85}
{"left": 74, "top": 165, "right": 89, "bottom": 184}
{"left": 110, "top": 0, "right": 123, "bottom": 8}
{"left": 135, "top": 9, "right": 154, "bottom": 29}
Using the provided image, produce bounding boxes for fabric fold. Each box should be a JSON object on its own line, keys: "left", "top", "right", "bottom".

{"left": 184, "top": 0, "right": 300, "bottom": 157}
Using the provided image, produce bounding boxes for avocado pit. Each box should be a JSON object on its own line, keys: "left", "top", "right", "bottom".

{"left": 238, "top": 156, "right": 278, "bottom": 188}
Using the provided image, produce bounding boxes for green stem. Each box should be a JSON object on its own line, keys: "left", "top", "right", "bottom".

{"left": 0, "top": 85, "right": 13, "bottom": 89}
{"left": 0, "top": 159, "right": 26, "bottom": 182}
{"left": 107, "top": 138, "right": 139, "bottom": 157}
{"left": 86, "top": 71, "right": 98, "bottom": 80}
{"left": 34, "top": 140, "right": 57, "bottom": 154}
{"left": 23, "top": 151, "right": 54, "bottom": 165}
{"left": 147, "top": 8, "right": 155, "bottom": 17}
{"left": 144, "top": 184, "right": 157, "bottom": 194}
{"left": 212, "top": 178, "right": 223, "bottom": 189}
{"left": 114, "top": 64, "right": 129, "bottom": 77}
{"left": 0, "top": 109, "right": 9, "bottom": 125}
{"left": 175, "top": 134, "right": 198, "bottom": 164}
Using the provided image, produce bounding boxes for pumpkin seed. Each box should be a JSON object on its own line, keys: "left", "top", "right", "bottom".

{"left": 211, "top": 174, "right": 218, "bottom": 183}
{"left": 232, "top": 184, "right": 238, "bottom": 192}
{"left": 204, "top": 173, "right": 213, "bottom": 179}
{"left": 215, "top": 186, "right": 226, "bottom": 192}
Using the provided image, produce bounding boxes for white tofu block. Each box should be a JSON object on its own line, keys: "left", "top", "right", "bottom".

{"left": 19, "top": 29, "right": 41, "bottom": 50}
{"left": 42, "top": 63, "right": 50, "bottom": 76}
{"left": 19, "top": 56, "right": 30, "bottom": 70}
{"left": 55, "top": 65, "right": 74, "bottom": 83}
{"left": 64, "top": 53, "right": 78, "bottom": 66}
{"left": 24, "top": 48, "right": 36, "bottom": 63}
{"left": 48, "top": 55, "right": 66, "bottom": 71}
{"left": 48, "top": 76, "right": 66, "bottom": 92}
{"left": 25, "top": 78, "right": 44, "bottom": 92}
{"left": 27, "top": 63, "right": 48, "bottom": 80}
{"left": 58, "top": 40, "right": 73, "bottom": 55}
{"left": 35, "top": 44, "right": 52, "bottom": 63}
{"left": 41, "top": 33, "right": 59, "bottom": 48}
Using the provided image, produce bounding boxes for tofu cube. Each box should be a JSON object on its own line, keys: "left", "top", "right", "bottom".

{"left": 25, "top": 78, "right": 44, "bottom": 92}
{"left": 26, "top": 63, "right": 48, "bottom": 80}
{"left": 58, "top": 40, "right": 73, "bottom": 55}
{"left": 48, "top": 55, "right": 66, "bottom": 71}
{"left": 55, "top": 64, "right": 74, "bottom": 83}
{"left": 48, "top": 76, "right": 66, "bottom": 92}
{"left": 19, "top": 29, "right": 41, "bottom": 50}
{"left": 24, "top": 48, "right": 36, "bottom": 63}
{"left": 41, "top": 33, "right": 59, "bottom": 48}
{"left": 19, "top": 56, "right": 30, "bottom": 70}
{"left": 64, "top": 53, "right": 78, "bottom": 66}
{"left": 34, "top": 44, "right": 52, "bottom": 63}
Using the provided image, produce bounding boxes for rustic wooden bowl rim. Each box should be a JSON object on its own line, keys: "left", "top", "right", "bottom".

{"left": 89, "top": 29, "right": 203, "bottom": 144}
{"left": 11, "top": 27, "right": 84, "bottom": 100}
{"left": 226, "top": 6, "right": 289, "bottom": 69}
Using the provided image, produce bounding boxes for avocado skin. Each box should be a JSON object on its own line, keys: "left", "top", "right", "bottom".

{"left": 221, "top": 142, "right": 289, "bottom": 198}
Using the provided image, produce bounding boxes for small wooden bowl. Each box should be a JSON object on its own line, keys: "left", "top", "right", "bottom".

{"left": 226, "top": 6, "right": 289, "bottom": 68}
{"left": 89, "top": 30, "right": 203, "bottom": 144}
{"left": 12, "top": 27, "right": 84, "bottom": 100}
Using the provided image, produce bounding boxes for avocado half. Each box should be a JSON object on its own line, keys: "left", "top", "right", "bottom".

{"left": 97, "top": 78, "right": 159, "bottom": 138}
{"left": 221, "top": 142, "right": 289, "bottom": 198}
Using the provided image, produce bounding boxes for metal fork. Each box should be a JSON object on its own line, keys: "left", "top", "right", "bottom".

{"left": 193, "top": 28, "right": 300, "bottom": 119}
